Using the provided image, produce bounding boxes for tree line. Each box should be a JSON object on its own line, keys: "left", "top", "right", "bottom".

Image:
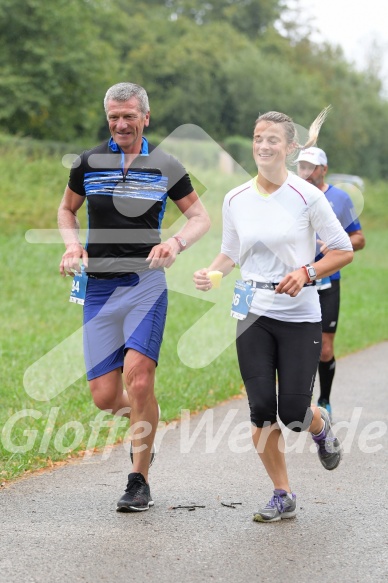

{"left": 1, "top": 0, "right": 387, "bottom": 179}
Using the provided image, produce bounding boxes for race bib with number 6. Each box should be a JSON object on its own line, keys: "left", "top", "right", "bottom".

{"left": 230, "top": 280, "right": 253, "bottom": 320}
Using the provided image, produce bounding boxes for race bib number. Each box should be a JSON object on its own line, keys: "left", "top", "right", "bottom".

{"left": 316, "top": 276, "right": 332, "bottom": 291}
{"left": 69, "top": 269, "right": 88, "bottom": 305}
{"left": 230, "top": 280, "right": 254, "bottom": 320}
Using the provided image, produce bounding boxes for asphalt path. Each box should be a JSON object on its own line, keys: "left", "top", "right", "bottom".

{"left": 1, "top": 342, "right": 387, "bottom": 583}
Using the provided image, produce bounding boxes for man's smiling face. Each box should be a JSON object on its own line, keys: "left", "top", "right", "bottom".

{"left": 107, "top": 97, "right": 150, "bottom": 154}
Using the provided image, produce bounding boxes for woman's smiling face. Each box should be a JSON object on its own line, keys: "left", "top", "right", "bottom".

{"left": 252, "top": 121, "right": 290, "bottom": 170}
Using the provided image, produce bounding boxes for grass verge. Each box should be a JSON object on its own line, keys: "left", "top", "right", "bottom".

{"left": 0, "top": 147, "right": 386, "bottom": 482}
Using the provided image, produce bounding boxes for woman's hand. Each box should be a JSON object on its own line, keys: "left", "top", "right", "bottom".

{"left": 193, "top": 254, "right": 235, "bottom": 291}
{"left": 193, "top": 268, "right": 212, "bottom": 291}
{"left": 275, "top": 268, "right": 309, "bottom": 297}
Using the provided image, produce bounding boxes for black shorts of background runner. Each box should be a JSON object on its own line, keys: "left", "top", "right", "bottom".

{"left": 318, "top": 280, "right": 340, "bottom": 333}
{"left": 236, "top": 315, "right": 322, "bottom": 431}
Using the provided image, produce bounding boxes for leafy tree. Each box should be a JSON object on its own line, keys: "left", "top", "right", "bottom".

{"left": 161, "top": 0, "right": 284, "bottom": 38}
{"left": 0, "top": 0, "right": 118, "bottom": 141}
{"left": 118, "top": 16, "right": 253, "bottom": 139}
{"left": 1, "top": 0, "right": 388, "bottom": 179}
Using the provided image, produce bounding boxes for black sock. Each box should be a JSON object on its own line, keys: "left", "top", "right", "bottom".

{"left": 318, "top": 357, "right": 336, "bottom": 402}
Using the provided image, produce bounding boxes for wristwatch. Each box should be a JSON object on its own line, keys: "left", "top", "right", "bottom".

{"left": 303, "top": 264, "right": 317, "bottom": 282}
{"left": 172, "top": 235, "right": 187, "bottom": 253}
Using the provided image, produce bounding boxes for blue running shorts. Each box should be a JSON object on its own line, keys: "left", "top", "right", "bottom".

{"left": 83, "top": 270, "right": 168, "bottom": 380}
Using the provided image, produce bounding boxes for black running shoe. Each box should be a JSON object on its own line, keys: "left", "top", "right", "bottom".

{"left": 312, "top": 407, "right": 342, "bottom": 470}
{"left": 116, "top": 473, "right": 154, "bottom": 512}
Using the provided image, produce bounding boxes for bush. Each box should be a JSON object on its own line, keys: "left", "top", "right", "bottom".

{"left": 222, "top": 135, "right": 256, "bottom": 176}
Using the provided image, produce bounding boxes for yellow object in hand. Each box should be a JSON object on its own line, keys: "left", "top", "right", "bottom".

{"left": 208, "top": 270, "right": 223, "bottom": 289}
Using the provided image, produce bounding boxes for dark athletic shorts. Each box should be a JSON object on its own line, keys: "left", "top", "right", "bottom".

{"left": 318, "top": 279, "right": 340, "bottom": 333}
{"left": 83, "top": 270, "right": 168, "bottom": 380}
{"left": 236, "top": 314, "right": 322, "bottom": 430}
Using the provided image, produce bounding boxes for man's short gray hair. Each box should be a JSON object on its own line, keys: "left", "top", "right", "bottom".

{"left": 103, "top": 83, "right": 150, "bottom": 116}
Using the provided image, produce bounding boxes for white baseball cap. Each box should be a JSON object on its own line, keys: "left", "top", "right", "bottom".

{"left": 296, "top": 147, "right": 328, "bottom": 166}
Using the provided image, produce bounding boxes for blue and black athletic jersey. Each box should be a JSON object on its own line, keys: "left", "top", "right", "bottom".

{"left": 316, "top": 184, "right": 362, "bottom": 281}
{"left": 68, "top": 137, "right": 193, "bottom": 276}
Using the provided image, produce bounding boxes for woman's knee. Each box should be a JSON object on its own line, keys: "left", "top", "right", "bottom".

{"left": 278, "top": 403, "right": 313, "bottom": 432}
{"left": 248, "top": 397, "right": 277, "bottom": 427}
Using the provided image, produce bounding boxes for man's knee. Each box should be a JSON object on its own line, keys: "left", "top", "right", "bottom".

{"left": 125, "top": 372, "right": 152, "bottom": 404}
{"left": 90, "top": 378, "right": 119, "bottom": 412}
{"left": 321, "top": 333, "right": 335, "bottom": 361}
{"left": 124, "top": 354, "right": 155, "bottom": 407}
{"left": 88, "top": 366, "right": 125, "bottom": 412}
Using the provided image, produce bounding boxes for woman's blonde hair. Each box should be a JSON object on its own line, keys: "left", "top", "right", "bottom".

{"left": 254, "top": 106, "right": 332, "bottom": 151}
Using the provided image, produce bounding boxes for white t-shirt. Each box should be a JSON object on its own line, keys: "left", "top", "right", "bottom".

{"left": 221, "top": 172, "right": 352, "bottom": 322}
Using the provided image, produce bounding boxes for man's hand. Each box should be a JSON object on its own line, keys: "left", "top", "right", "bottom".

{"left": 146, "top": 238, "right": 180, "bottom": 269}
{"left": 59, "top": 242, "right": 88, "bottom": 277}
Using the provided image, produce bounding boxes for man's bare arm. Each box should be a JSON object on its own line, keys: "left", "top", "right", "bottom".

{"left": 58, "top": 186, "right": 88, "bottom": 276}
{"left": 146, "top": 191, "right": 211, "bottom": 269}
{"left": 348, "top": 229, "right": 365, "bottom": 251}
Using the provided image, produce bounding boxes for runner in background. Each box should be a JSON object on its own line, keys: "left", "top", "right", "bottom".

{"left": 297, "top": 147, "right": 365, "bottom": 419}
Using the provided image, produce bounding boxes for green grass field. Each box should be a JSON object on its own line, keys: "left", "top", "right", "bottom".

{"left": 0, "top": 142, "right": 387, "bottom": 482}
